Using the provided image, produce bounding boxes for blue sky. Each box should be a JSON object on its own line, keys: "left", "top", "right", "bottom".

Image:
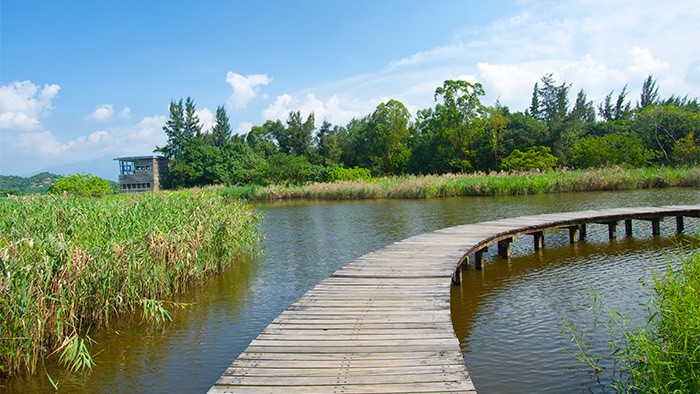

{"left": 2, "top": 0, "right": 699, "bottom": 178}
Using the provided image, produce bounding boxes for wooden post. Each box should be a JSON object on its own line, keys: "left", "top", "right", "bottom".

{"left": 497, "top": 237, "right": 513, "bottom": 258}
{"left": 651, "top": 218, "right": 661, "bottom": 236}
{"left": 579, "top": 223, "right": 587, "bottom": 240}
{"left": 533, "top": 231, "right": 544, "bottom": 251}
{"left": 676, "top": 216, "right": 685, "bottom": 234}
{"left": 625, "top": 219, "right": 633, "bottom": 237}
{"left": 475, "top": 249, "right": 485, "bottom": 270}
{"left": 452, "top": 267, "right": 461, "bottom": 285}
{"left": 607, "top": 221, "right": 617, "bottom": 239}
{"left": 452, "top": 258, "right": 466, "bottom": 285}
{"left": 568, "top": 226, "right": 579, "bottom": 244}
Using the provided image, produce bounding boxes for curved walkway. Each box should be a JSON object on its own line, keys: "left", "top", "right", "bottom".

{"left": 209, "top": 205, "right": 699, "bottom": 393}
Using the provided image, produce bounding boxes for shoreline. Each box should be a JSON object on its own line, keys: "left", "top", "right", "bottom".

{"left": 222, "top": 166, "right": 700, "bottom": 202}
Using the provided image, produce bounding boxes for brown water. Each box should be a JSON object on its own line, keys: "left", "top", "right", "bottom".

{"left": 2, "top": 188, "right": 698, "bottom": 393}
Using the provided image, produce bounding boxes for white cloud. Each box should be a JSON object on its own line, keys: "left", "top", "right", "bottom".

{"left": 86, "top": 104, "right": 114, "bottom": 122}
{"left": 225, "top": 71, "right": 271, "bottom": 110}
{"left": 119, "top": 106, "right": 131, "bottom": 119}
{"left": 263, "top": 93, "right": 358, "bottom": 126}
{"left": 195, "top": 108, "right": 215, "bottom": 133}
{"left": 11, "top": 115, "right": 166, "bottom": 164}
{"left": 0, "top": 80, "right": 60, "bottom": 131}
{"left": 236, "top": 121, "right": 253, "bottom": 135}
{"left": 288, "top": 0, "right": 699, "bottom": 119}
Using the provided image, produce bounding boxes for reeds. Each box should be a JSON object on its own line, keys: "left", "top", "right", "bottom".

{"left": 0, "top": 190, "right": 260, "bottom": 377}
{"left": 223, "top": 166, "right": 700, "bottom": 201}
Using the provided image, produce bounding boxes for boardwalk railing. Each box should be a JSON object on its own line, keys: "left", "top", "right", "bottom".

{"left": 209, "top": 205, "right": 698, "bottom": 393}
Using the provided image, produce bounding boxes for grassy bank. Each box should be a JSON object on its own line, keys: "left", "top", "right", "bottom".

{"left": 223, "top": 166, "right": 700, "bottom": 201}
{"left": 0, "top": 190, "right": 260, "bottom": 377}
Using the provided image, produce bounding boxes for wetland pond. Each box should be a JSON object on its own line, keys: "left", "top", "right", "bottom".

{"left": 3, "top": 188, "right": 699, "bottom": 393}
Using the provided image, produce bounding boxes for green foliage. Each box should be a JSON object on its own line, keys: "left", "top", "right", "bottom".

{"left": 265, "top": 153, "right": 324, "bottom": 185}
{"left": 500, "top": 146, "right": 558, "bottom": 172}
{"left": 571, "top": 133, "right": 659, "bottom": 168}
{"left": 326, "top": 166, "right": 372, "bottom": 182}
{"left": 634, "top": 104, "right": 700, "bottom": 164}
{"left": 48, "top": 173, "right": 114, "bottom": 196}
{"left": 0, "top": 190, "right": 260, "bottom": 377}
{"left": 672, "top": 131, "right": 700, "bottom": 165}
{"left": 0, "top": 172, "right": 63, "bottom": 195}
{"left": 363, "top": 99, "right": 412, "bottom": 175}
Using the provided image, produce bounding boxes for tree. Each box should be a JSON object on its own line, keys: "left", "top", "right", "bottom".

{"left": 211, "top": 105, "right": 232, "bottom": 149}
{"left": 634, "top": 104, "right": 700, "bottom": 164}
{"left": 275, "top": 111, "right": 315, "bottom": 157}
{"left": 599, "top": 86, "right": 631, "bottom": 122}
{"left": 363, "top": 99, "right": 412, "bottom": 175}
{"left": 569, "top": 89, "right": 596, "bottom": 123}
{"left": 638, "top": 74, "right": 659, "bottom": 110}
{"left": 432, "top": 80, "right": 486, "bottom": 172}
{"left": 315, "top": 120, "right": 344, "bottom": 166}
{"left": 484, "top": 103, "right": 510, "bottom": 170}
{"left": 532, "top": 74, "right": 573, "bottom": 161}
{"left": 247, "top": 120, "right": 282, "bottom": 157}
{"left": 155, "top": 99, "right": 186, "bottom": 159}
{"left": 154, "top": 97, "right": 208, "bottom": 188}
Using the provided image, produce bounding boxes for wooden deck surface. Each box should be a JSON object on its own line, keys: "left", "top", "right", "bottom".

{"left": 209, "top": 205, "right": 698, "bottom": 393}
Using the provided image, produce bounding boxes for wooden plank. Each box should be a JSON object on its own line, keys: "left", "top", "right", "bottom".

{"left": 215, "top": 371, "right": 472, "bottom": 386}
{"left": 223, "top": 364, "right": 469, "bottom": 377}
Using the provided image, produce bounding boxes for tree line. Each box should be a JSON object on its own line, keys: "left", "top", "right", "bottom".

{"left": 155, "top": 74, "right": 699, "bottom": 188}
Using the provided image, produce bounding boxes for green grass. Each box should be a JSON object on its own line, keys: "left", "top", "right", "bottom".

{"left": 566, "top": 240, "right": 700, "bottom": 393}
{"left": 222, "top": 166, "right": 700, "bottom": 201}
{"left": 0, "top": 190, "right": 260, "bottom": 378}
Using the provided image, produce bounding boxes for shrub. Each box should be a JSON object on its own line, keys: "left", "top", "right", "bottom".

{"left": 326, "top": 166, "right": 372, "bottom": 182}
{"left": 500, "top": 146, "right": 558, "bottom": 172}
{"left": 48, "top": 173, "right": 114, "bottom": 197}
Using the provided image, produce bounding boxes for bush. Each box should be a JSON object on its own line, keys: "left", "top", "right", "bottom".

{"left": 500, "top": 146, "right": 558, "bottom": 172}
{"left": 326, "top": 166, "right": 372, "bottom": 182}
{"left": 48, "top": 173, "right": 114, "bottom": 197}
{"left": 571, "top": 133, "right": 659, "bottom": 168}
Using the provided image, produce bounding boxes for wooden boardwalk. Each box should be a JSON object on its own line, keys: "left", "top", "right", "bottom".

{"left": 209, "top": 205, "right": 699, "bottom": 393}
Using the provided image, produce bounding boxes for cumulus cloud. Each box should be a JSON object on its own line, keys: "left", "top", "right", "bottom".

{"left": 86, "top": 104, "right": 114, "bottom": 121}
{"left": 236, "top": 121, "right": 253, "bottom": 135}
{"left": 263, "top": 93, "right": 358, "bottom": 126}
{"left": 0, "top": 80, "right": 60, "bottom": 131}
{"left": 119, "top": 106, "right": 131, "bottom": 119}
{"left": 10, "top": 115, "right": 167, "bottom": 168}
{"left": 225, "top": 71, "right": 271, "bottom": 110}
{"left": 195, "top": 108, "right": 215, "bottom": 132}
{"left": 307, "top": 0, "right": 699, "bottom": 116}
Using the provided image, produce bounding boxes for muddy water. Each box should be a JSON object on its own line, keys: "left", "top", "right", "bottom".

{"left": 3, "top": 189, "right": 698, "bottom": 393}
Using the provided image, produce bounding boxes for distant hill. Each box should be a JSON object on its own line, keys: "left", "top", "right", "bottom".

{"left": 33, "top": 156, "right": 120, "bottom": 182}
{"left": 0, "top": 172, "right": 64, "bottom": 194}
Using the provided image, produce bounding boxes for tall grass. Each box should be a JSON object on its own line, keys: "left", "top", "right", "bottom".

{"left": 222, "top": 166, "right": 700, "bottom": 201}
{"left": 565, "top": 240, "right": 700, "bottom": 392}
{"left": 0, "top": 190, "right": 260, "bottom": 378}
